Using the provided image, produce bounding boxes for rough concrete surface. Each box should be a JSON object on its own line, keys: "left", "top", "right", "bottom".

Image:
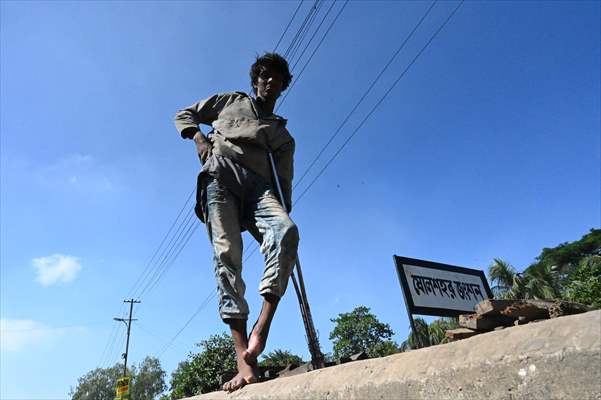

{"left": 183, "top": 310, "right": 601, "bottom": 400}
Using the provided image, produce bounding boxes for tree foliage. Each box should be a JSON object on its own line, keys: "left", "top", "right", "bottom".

{"left": 166, "top": 332, "right": 236, "bottom": 398}
{"left": 70, "top": 356, "right": 166, "bottom": 400}
{"left": 535, "top": 229, "right": 601, "bottom": 272}
{"left": 329, "top": 306, "right": 398, "bottom": 359}
{"left": 259, "top": 349, "right": 304, "bottom": 367}
{"left": 488, "top": 229, "right": 600, "bottom": 302}
{"left": 399, "top": 317, "right": 459, "bottom": 351}
{"left": 130, "top": 357, "right": 167, "bottom": 400}
{"left": 562, "top": 255, "right": 601, "bottom": 308}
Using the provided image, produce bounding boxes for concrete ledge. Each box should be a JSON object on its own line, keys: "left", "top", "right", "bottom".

{"left": 184, "top": 310, "right": 601, "bottom": 400}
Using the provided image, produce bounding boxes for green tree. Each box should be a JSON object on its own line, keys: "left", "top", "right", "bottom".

{"left": 535, "top": 229, "right": 601, "bottom": 275}
{"left": 399, "top": 317, "right": 458, "bottom": 351}
{"left": 488, "top": 258, "right": 520, "bottom": 299}
{"left": 329, "top": 306, "right": 398, "bottom": 359}
{"left": 167, "top": 333, "right": 236, "bottom": 398}
{"left": 130, "top": 357, "right": 167, "bottom": 400}
{"left": 563, "top": 255, "right": 601, "bottom": 308}
{"left": 259, "top": 349, "right": 303, "bottom": 367}
{"left": 489, "top": 258, "right": 562, "bottom": 300}
{"left": 488, "top": 229, "right": 600, "bottom": 300}
{"left": 428, "top": 317, "right": 459, "bottom": 344}
{"left": 70, "top": 356, "right": 166, "bottom": 400}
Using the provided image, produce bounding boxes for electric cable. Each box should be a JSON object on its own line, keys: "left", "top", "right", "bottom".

{"left": 97, "top": 187, "right": 195, "bottom": 368}
{"left": 295, "top": 0, "right": 465, "bottom": 205}
{"left": 283, "top": 0, "right": 320, "bottom": 59}
{"left": 139, "top": 215, "right": 200, "bottom": 298}
{"left": 134, "top": 207, "right": 196, "bottom": 299}
{"left": 108, "top": 329, "right": 127, "bottom": 367}
{"left": 136, "top": 322, "right": 189, "bottom": 353}
{"left": 127, "top": 187, "right": 196, "bottom": 299}
{"left": 286, "top": 0, "right": 324, "bottom": 67}
{"left": 135, "top": 208, "right": 196, "bottom": 299}
{"left": 290, "top": 0, "right": 337, "bottom": 73}
{"left": 157, "top": 289, "right": 217, "bottom": 357}
{"left": 98, "top": 321, "right": 120, "bottom": 367}
{"left": 274, "top": 0, "right": 305, "bottom": 53}
{"left": 276, "top": 0, "right": 349, "bottom": 111}
{"left": 232, "top": 0, "right": 349, "bottom": 271}
{"left": 149, "top": 0, "right": 463, "bottom": 369}
{"left": 292, "top": 0, "right": 438, "bottom": 191}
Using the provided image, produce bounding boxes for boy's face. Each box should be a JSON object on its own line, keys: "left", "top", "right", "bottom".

{"left": 253, "top": 65, "right": 284, "bottom": 102}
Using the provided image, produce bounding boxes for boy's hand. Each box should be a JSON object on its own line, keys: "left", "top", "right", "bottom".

{"left": 193, "top": 131, "right": 212, "bottom": 163}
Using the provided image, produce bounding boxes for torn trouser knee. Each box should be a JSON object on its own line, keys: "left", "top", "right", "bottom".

{"left": 249, "top": 191, "right": 300, "bottom": 299}
{"left": 259, "top": 221, "right": 299, "bottom": 298}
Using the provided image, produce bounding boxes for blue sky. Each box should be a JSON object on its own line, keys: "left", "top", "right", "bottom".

{"left": 1, "top": 1, "right": 599, "bottom": 398}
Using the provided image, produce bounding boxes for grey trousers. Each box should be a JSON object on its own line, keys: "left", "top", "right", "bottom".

{"left": 203, "top": 177, "right": 299, "bottom": 321}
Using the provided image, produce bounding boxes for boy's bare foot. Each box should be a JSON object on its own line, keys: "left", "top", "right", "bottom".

{"left": 222, "top": 361, "right": 257, "bottom": 392}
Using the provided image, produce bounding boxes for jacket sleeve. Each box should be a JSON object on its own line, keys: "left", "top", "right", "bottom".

{"left": 174, "top": 93, "right": 233, "bottom": 139}
{"left": 274, "top": 139, "right": 295, "bottom": 212}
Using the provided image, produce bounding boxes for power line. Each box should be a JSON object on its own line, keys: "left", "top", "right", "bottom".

{"left": 276, "top": 0, "right": 349, "bottom": 111}
{"left": 127, "top": 187, "right": 196, "bottom": 299}
{"left": 292, "top": 0, "right": 438, "bottom": 191}
{"left": 283, "top": 0, "right": 320, "bottom": 59}
{"left": 295, "top": 0, "right": 465, "bottom": 205}
{"left": 98, "top": 188, "right": 196, "bottom": 368}
{"left": 286, "top": 0, "right": 325, "bottom": 67}
{"left": 150, "top": 0, "right": 463, "bottom": 370}
{"left": 99, "top": 316, "right": 122, "bottom": 367}
{"left": 108, "top": 329, "right": 127, "bottom": 367}
{"left": 290, "top": 0, "right": 337, "bottom": 73}
{"left": 136, "top": 322, "right": 189, "bottom": 353}
{"left": 274, "top": 0, "right": 305, "bottom": 53}
{"left": 244, "top": 0, "right": 458, "bottom": 264}
{"left": 136, "top": 208, "right": 197, "bottom": 299}
{"left": 133, "top": 200, "right": 196, "bottom": 299}
{"left": 139, "top": 216, "right": 200, "bottom": 298}
{"left": 157, "top": 290, "right": 217, "bottom": 357}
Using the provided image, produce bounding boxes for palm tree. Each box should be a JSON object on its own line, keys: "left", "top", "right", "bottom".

{"left": 428, "top": 317, "right": 459, "bottom": 345}
{"left": 522, "top": 262, "right": 562, "bottom": 299}
{"left": 488, "top": 258, "right": 562, "bottom": 300}
{"left": 399, "top": 317, "right": 459, "bottom": 351}
{"left": 399, "top": 318, "right": 430, "bottom": 351}
{"left": 488, "top": 258, "right": 519, "bottom": 299}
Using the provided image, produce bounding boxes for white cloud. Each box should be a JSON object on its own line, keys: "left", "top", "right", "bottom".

{"left": 36, "top": 153, "right": 116, "bottom": 192}
{"left": 1, "top": 319, "right": 48, "bottom": 351}
{"left": 33, "top": 254, "right": 82, "bottom": 286}
{"left": 0, "top": 319, "right": 83, "bottom": 352}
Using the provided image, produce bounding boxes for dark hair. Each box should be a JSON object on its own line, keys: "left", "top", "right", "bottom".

{"left": 249, "top": 52, "right": 293, "bottom": 94}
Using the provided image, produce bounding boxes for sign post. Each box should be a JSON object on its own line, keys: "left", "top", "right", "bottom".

{"left": 393, "top": 255, "right": 493, "bottom": 347}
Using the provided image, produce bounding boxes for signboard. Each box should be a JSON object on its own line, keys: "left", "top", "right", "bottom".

{"left": 394, "top": 255, "right": 492, "bottom": 317}
{"left": 114, "top": 376, "right": 130, "bottom": 400}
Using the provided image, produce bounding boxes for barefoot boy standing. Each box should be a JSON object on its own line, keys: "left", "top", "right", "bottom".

{"left": 174, "top": 53, "right": 298, "bottom": 392}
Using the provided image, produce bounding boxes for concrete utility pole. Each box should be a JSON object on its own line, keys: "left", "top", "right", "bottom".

{"left": 114, "top": 299, "right": 140, "bottom": 376}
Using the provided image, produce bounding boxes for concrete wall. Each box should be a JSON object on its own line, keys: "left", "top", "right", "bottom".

{"left": 184, "top": 310, "right": 601, "bottom": 400}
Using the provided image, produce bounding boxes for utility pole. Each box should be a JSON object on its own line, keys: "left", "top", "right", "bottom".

{"left": 114, "top": 299, "right": 140, "bottom": 377}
